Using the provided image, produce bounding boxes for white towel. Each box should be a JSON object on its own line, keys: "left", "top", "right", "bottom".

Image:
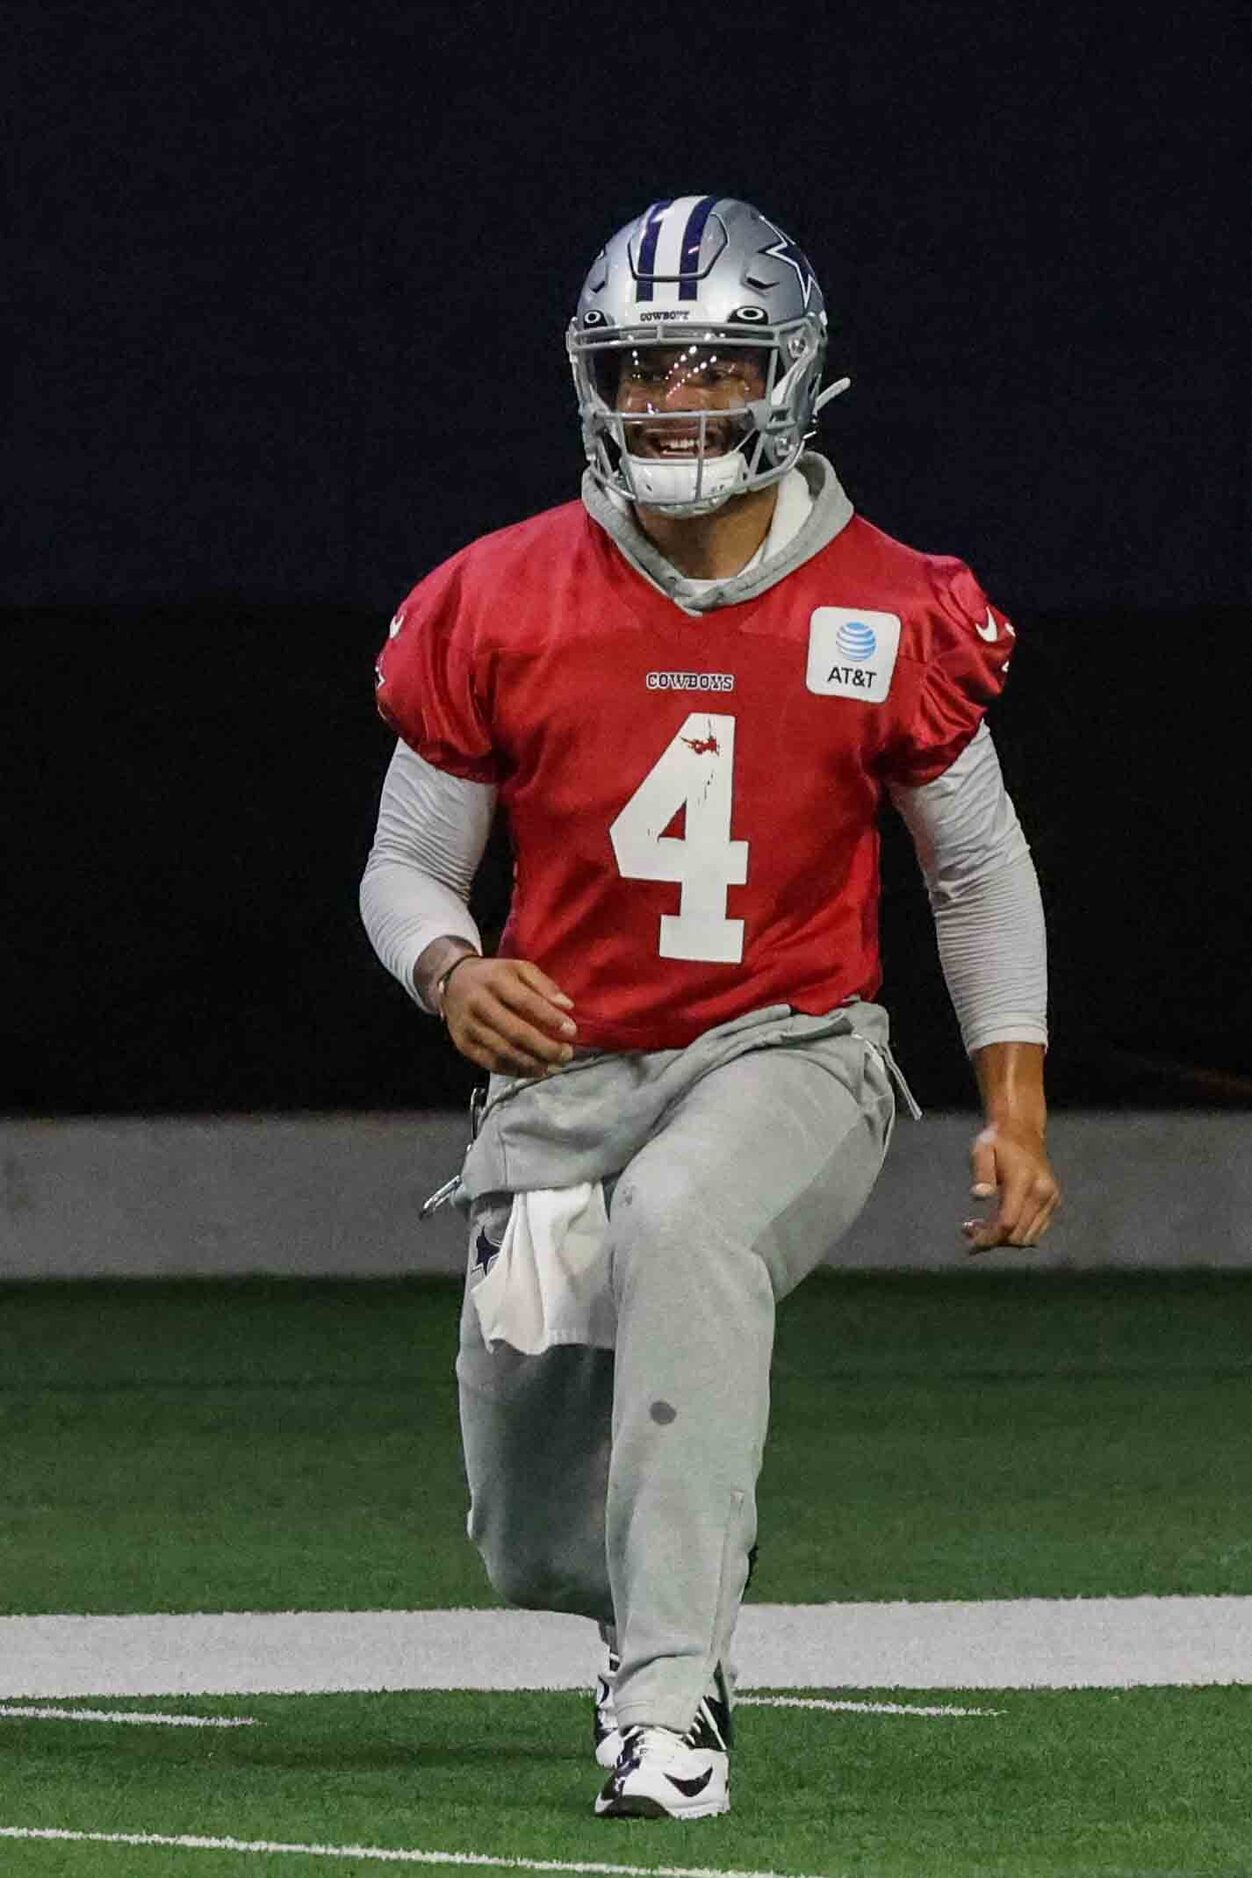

{"left": 470, "top": 1183, "right": 617, "bottom": 1355}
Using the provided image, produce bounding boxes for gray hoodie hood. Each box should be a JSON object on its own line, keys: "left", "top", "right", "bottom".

{"left": 580, "top": 451, "right": 854, "bottom": 614}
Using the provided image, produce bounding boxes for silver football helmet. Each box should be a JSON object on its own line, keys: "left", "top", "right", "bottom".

{"left": 568, "top": 196, "right": 848, "bottom": 516}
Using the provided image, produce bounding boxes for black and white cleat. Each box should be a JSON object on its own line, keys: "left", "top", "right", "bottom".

{"left": 594, "top": 1723, "right": 730, "bottom": 1820}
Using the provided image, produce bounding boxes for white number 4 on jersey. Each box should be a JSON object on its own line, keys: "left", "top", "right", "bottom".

{"left": 609, "top": 712, "right": 748, "bottom": 963}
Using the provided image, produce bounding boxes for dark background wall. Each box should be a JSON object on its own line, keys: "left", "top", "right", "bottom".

{"left": 7, "top": 1, "right": 1248, "bottom": 1115}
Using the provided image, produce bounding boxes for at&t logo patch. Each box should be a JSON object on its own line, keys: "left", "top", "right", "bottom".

{"left": 806, "top": 607, "right": 902, "bottom": 703}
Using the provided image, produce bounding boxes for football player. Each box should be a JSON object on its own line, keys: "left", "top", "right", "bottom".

{"left": 362, "top": 196, "right": 1059, "bottom": 1819}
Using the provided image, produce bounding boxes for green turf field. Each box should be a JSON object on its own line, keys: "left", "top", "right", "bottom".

{"left": 3, "top": 1272, "right": 1250, "bottom": 1612}
{"left": 1, "top": 1272, "right": 1251, "bottom": 1875}
{"left": 2, "top": 1686, "right": 1251, "bottom": 1876}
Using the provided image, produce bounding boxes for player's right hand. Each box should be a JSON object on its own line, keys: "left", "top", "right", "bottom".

{"left": 442, "top": 958, "right": 577, "bottom": 1079}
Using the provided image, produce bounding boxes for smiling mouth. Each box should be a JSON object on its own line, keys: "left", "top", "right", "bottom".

{"left": 628, "top": 423, "right": 741, "bottom": 459}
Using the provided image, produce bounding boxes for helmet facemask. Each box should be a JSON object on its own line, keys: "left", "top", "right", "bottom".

{"left": 569, "top": 317, "right": 827, "bottom": 517}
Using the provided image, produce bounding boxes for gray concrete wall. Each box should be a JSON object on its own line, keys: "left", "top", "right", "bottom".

{"left": 1, "top": 1111, "right": 1248, "bottom": 1278}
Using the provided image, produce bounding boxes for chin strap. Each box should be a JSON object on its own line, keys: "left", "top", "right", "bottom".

{"left": 813, "top": 376, "right": 852, "bottom": 414}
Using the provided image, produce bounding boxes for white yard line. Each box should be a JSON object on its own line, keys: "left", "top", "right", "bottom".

{"left": 738, "top": 1695, "right": 1003, "bottom": 1718}
{"left": 0, "top": 1705, "right": 255, "bottom": 1728}
{"left": 0, "top": 1827, "right": 820, "bottom": 1878}
{"left": 2, "top": 1597, "right": 1251, "bottom": 1699}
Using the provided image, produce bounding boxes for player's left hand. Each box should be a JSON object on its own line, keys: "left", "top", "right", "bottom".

{"left": 963, "top": 1123, "right": 1060, "bottom": 1252}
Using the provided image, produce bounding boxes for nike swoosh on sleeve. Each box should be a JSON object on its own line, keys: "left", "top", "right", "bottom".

{"left": 975, "top": 609, "right": 998, "bottom": 642}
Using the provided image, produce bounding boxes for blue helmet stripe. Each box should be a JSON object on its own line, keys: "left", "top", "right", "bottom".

{"left": 677, "top": 195, "right": 717, "bottom": 300}
{"left": 634, "top": 199, "right": 672, "bottom": 302}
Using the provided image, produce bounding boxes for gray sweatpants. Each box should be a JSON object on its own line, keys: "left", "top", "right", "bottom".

{"left": 455, "top": 1008, "right": 896, "bottom": 1734}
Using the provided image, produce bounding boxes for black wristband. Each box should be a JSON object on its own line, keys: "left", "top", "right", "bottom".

{"left": 435, "top": 951, "right": 478, "bottom": 1019}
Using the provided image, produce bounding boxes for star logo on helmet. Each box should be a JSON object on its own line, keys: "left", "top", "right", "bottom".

{"left": 755, "top": 217, "right": 816, "bottom": 310}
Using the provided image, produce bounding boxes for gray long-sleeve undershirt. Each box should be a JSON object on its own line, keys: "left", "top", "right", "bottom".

{"left": 359, "top": 722, "right": 1048, "bottom": 1055}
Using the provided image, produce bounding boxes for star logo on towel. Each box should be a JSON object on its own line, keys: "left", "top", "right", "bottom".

{"left": 472, "top": 1226, "right": 501, "bottom": 1275}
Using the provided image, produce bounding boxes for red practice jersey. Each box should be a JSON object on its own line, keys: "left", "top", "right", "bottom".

{"left": 375, "top": 500, "right": 1013, "bottom": 1051}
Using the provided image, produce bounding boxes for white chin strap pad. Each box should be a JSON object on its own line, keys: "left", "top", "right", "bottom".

{"left": 625, "top": 450, "right": 747, "bottom": 510}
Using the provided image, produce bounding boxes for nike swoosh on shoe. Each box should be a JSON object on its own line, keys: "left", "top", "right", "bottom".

{"left": 665, "top": 1768, "right": 713, "bottom": 1798}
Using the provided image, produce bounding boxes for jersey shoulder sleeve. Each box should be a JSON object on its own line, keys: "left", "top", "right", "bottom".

{"left": 373, "top": 547, "right": 500, "bottom": 785}
{"left": 883, "top": 555, "right": 1015, "bottom": 787}
{"left": 373, "top": 499, "right": 590, "bottom": 784}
